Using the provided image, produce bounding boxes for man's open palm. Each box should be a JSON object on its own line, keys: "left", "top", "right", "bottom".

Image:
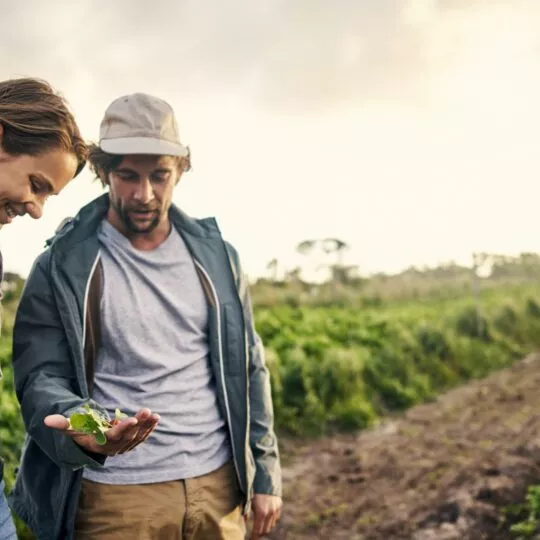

{"left": 44, "top": 407, "right": 160, "bottom": 456}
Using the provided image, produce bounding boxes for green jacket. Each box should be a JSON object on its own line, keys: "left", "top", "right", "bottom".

{"left": 8, "top": 194, "right": 281, "bottom": 540}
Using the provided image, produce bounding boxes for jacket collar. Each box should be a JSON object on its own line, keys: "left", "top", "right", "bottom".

{"left": 47, "top": 193, "right": 220, "bottom": 252}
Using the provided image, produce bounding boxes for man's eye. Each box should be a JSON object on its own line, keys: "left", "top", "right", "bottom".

{"left": 116, "top": 173, "right": 136, "bottom": 181}
{"left": 30, "top": 178, "right": 42, "bottom": 194}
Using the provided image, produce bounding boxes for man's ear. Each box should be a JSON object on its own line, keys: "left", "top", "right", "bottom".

{"left": 180, "top": 148, "right": 191, "bottom": 172}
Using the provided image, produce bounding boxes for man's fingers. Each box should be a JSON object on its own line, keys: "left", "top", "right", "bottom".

{"left": 117, "top": 430, "right": 144, "bottom": 454}
{"left": 108, "top": 408, "right": 158, "bottom": 443}
{"left": 116, "top": 414, "right": 160, "bottom": 454}
{"left": 118, "top": 415, "right": 159, "bottom": 453}
{"left": 250, "top": 512, "right": 265, "bottom": 540}
{"left": 136, "top": 420, "right": 158, "bottom": 445}
{"left": 115, "top": 408, "right": 155, "bottom": 446}
{"left": 263, "top": 513, "right": 277, "bottom": 535}
{"left": 104, "top": 417, "right": 139, "bottom": 442}
{"left": 261, "top": 510, "right": 276, "bottom": 536}
{"left": 44, "top": 414, "right": 71, "bottom": 431}
{"left": 135, "top": 408, "right": 152, "bottom": 422}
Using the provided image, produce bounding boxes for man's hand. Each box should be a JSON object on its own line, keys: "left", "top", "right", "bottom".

{"left": 249, "top": 493, "right": 282, "bottom": 539}
{"left": 44, "top": 408, "right": 160, "bottom": 456}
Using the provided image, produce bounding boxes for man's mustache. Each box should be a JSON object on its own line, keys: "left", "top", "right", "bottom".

{"left": 124, "top": 205, "right": 160, "bottom": 212}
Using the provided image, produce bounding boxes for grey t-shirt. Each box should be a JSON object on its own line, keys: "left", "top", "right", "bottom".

{"left": 84, "top": 220, "right": 231, "bottom": 484}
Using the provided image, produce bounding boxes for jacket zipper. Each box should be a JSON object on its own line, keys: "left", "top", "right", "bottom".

{"left": 193, "top": 260, "right": 243, "bottom": 492}
{"left": 223, "top": 247, "right": 253, "bottom": 507}
{"left": 82, "top": 253, "right": 101, "bottom": 354}
{"left": 56, "top": 252, "right": 102, "bottom": 539}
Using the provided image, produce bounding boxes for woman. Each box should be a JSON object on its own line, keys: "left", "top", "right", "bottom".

{"left": 0, "top": 77, "right": 88, "bottom": 539}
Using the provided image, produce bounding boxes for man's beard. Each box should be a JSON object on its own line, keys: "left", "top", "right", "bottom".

{"left": 113, "top": 200, "right": 161, "bottom": 234}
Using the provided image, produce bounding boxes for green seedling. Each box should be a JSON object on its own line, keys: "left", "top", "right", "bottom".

{"left": 68, "top": 404, "right": 128, "bottom": 445}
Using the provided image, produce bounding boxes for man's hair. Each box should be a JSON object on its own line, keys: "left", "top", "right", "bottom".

{"left": 0, "top": 78, "right": 88, "bottom": 176}
{"left": 88, "top": 143, "right": 191, "bottom": 187}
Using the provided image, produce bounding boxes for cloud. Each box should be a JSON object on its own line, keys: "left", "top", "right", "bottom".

{"left": 1, "top": 0, "right": 537, "bottom": 117}
{"left": 1, "top": 0, "right": 540, "bottom": 279}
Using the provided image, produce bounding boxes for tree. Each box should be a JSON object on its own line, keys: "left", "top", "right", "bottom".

{"left": 266, "top": 258, "right": 279, "bottom": 282}
{"left": 322, "top": 238, "right": 349, "bottom": 268}
{"left": 296, "top": 240, "right": 317, "bottom": 257}
{"left": 285, "top": 266, "right": 302, "bottom": 283}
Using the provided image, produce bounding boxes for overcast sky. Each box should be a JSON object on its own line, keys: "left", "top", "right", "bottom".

{"left": 1, "top": 0, "right": 540, "bottom": 279}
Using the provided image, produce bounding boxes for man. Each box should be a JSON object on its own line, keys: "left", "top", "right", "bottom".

{"left": 9, "top": 93, "right": 282, "bottom": 539}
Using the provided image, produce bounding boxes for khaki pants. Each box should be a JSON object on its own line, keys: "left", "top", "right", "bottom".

{"left": 74, "top": 461, "right": 246, "bottom": 540}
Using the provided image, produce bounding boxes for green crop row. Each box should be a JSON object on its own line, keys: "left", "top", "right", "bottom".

{"left": 256, "top": 284, "right": 540, "bottom": 436}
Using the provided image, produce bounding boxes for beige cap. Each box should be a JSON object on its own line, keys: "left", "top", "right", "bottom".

{"left": 99, "top": 93, "right": 189, "bottom": 157}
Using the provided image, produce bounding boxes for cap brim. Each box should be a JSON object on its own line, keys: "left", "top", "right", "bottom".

{"left": 100, "top": 137, "right": 188, "bottom": 157}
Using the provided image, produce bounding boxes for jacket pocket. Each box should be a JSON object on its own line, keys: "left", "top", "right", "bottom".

{"left": 222, "top": 303, "right": 245, "bottom": 376}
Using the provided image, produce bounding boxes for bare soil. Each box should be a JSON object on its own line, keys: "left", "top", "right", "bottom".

{"left": 267, "top": 353, "right": 540, "bottom": 539}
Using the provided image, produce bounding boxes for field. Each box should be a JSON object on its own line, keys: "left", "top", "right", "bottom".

{"left": 268, "top": 352, "right": 540, "bottom": 539}
{"left": 2, "top": 280, "right": 540, "bottom": 538}
{"left": 257, "top": 284, "right": 540, "bottom": 437}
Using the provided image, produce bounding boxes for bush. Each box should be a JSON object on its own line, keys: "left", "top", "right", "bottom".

{"left": 311, "top": 348, "right": 368, "bottom": 411}
{"left": 509, "top": 484, "right": 540, "bottom": 538}
{"left": 329, "top": 397, "right": 376, "bottom": 431}
{"left": 416, "top": 326, "right": 451, "bottom": 359}
{"left": 363, "top": 349, "right": 421, "bottom": 412}
{"left": 455, "top": 305, "right": 491, "bottom": 341}
{"left": 526, "top": 297, "right": 540, "bottom": 318}
{"left": 493, "top": 304, "right": 519, "bottom": 336}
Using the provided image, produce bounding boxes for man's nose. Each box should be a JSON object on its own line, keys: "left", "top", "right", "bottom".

{"left": 134, "top": 178, "right": 153, "bottom": 202}
{"left": 24, "top": 200, "right": 43, "bottom": 220}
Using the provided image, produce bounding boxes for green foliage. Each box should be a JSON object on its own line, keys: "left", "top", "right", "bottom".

{"left": 0, "top": 339, "right": 24, "bottom": 490}
{"left": 256, "top": 284, "right": 540, "bottom": 436}
{"left": 526, "top": 297, "right": 540, "bottom": 319}
{"left": 509, "top": 485, "right": 540, "bottom": 538}
{"left": 455, "top": 305, "right": 491, "bottom": 341}
{"left": 1, "top": 280, "right": 540, "bottom": 537}
{"left": 0, "top": 337, "right": 32, "bottom": 539}
{"left": 493, "top": 303, "right": 519, "bottom": 336}
{"left": 68, "top": 404, "right": 127, "bottom": 445}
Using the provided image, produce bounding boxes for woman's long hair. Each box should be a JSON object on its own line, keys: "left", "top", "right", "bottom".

{"left": 0, "top": 77, "right": 87, "bottom": 175}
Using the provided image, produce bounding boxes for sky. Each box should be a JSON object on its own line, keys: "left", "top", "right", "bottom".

{"left": 1, "top": 0, "right": 540, "bottom": 281}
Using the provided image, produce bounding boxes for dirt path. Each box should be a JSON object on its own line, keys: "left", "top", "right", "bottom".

{"left": 267, "top": 353, "right": 540, "bottom": 539}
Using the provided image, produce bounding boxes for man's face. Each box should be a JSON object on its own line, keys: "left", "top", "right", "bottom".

{"left": 106, "top": 155, "right": 181, "bottom": 235}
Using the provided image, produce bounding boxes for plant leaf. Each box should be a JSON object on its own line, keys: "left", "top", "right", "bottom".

{"left": 115, "top": 408, "right": 128, "bottom": 420}
{"left": 94, "top": 430, "right": 107, "bottom": 445}
{"left": 69, "top": 412, "right": 98, "bottom": 433}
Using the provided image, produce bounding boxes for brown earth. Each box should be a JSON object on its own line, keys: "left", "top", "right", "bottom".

{"left": 266, "top": 353, "right": 540, "bottom": 540}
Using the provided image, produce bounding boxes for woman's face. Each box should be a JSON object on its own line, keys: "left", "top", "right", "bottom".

{"left": 0, "top": 138, "right": 77, "bottom": 226}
